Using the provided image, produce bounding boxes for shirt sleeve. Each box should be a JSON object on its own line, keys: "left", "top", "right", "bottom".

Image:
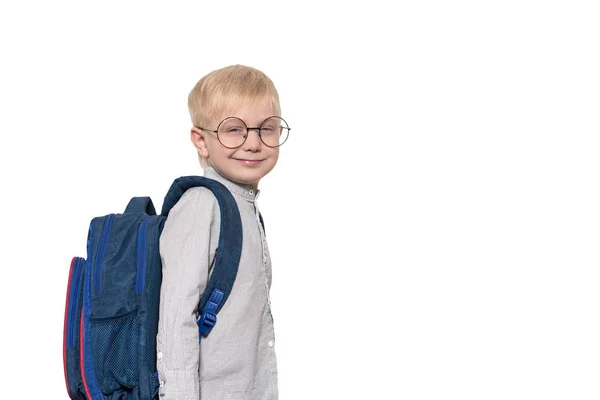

{"left": 156, "top": 187, "right": 220, "bottom": 400}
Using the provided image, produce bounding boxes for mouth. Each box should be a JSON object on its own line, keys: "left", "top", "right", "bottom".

{"left": 234, "top": 159, "right": 265, "bottom": 166}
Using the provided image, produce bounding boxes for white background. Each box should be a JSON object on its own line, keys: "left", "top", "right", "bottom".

{"left": 1, "top": 1, "right": 599, "bottom": 399}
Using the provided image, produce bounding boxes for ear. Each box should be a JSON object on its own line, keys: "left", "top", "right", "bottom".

{"left": 191, "top": 127, "right": 210, "bottom": 158}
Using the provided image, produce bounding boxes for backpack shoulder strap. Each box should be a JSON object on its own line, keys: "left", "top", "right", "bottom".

{"left": 161, "top": 176, "right": 243, "bottom": 339}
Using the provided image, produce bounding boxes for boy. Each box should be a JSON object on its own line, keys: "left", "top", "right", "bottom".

{"left": 157, "top": 65, "right": 289, "bottom": 400}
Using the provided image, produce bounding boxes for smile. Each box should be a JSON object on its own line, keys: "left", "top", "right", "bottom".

{"left": 234, "top": 159, "right": 264, "bottom": 166}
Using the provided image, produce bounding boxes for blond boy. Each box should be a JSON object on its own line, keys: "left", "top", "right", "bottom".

{"left": 157, "top": 65, "right": 289, "bottom": 400}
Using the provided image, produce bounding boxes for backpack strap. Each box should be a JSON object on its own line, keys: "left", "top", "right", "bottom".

{"left": 124, "top": 196, "right": 157, "bottom": 215}
{"left": 161, "top": 176, "right": 243, "bottom": 339}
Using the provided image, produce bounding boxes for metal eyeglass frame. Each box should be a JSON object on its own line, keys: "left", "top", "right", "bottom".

{"left": 196, "top": 116, "right": 291, "bottom": 149}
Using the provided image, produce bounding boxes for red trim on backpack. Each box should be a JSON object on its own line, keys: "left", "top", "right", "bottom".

{"left": 63, "top": 257, "right": 75, "bottom": 398}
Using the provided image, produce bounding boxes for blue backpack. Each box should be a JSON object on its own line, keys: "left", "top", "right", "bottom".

{"left": 63, "top": 176, "right": 248, "bottom": 400}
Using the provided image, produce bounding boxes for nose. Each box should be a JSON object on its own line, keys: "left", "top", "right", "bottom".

{"left": 242, "top": 128, "right": 262, "bottom": 151}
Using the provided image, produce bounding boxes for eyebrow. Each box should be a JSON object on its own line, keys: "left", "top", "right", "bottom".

{"left": 224, "top": 116, "right": 276, "bottom": 126}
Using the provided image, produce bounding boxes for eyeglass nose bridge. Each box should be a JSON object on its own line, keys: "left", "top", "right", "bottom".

{"left": 245, "top": 126, "right": 261, "bottom": 134}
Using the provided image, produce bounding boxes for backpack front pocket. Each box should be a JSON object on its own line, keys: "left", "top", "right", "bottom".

{"left": 64, "top": 257, "right": 86, "bottom": 399}
{"left": 89, "top": 309, "right": 139, "bottom": 394}
{"left": 93, "top": 214, "right": 114, "bottom": 297}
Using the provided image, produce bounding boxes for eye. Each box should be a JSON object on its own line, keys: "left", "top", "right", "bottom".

{"left": 227, "top": 127, "right": 244, "bottom": 133}
{"left": 261, "top": 125, "right": 277, "bottom": 133}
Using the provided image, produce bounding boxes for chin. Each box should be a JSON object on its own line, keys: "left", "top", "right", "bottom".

{"left": 237, "top": 164, "right": 275, "bottom": 183}
{"left": 235, "top": 168, "right": 268, "bottom": 184}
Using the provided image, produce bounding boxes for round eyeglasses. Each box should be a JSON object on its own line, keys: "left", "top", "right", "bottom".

{"left": 196, "top": 116, "right": 290, "bottom": 149}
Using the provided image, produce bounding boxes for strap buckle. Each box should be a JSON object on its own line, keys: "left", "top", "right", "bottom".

{"left": 197, "top": 289, "right": 224, "bottom": 339}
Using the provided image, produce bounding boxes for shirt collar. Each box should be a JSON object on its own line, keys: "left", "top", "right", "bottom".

{"left": 203, "top": 167, "right": 259, "bottom": 201}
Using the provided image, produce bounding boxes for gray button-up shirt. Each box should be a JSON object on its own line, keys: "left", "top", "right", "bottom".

{"left": 157, "top": 167, "right": 279, "bottom": 400}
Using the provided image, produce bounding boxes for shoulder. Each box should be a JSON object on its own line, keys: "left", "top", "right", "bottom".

{"left": 164, "top": 186, "right": 221, "bottom": 228}
{"left": 172, "top": 187, "right": 219, "bottom": 212}
{"left": 161, "top": 187, "right": 222, "bottom": 247}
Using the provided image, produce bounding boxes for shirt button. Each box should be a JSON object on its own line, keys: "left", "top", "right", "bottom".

{"left": 157, "top": 351, "right": 163, "bottom": 359}
{"left": 159, "top": 380, "right": 165, "bottom": 387}
{"left": 268, "top": 340, "right": 274, "bottom": 347}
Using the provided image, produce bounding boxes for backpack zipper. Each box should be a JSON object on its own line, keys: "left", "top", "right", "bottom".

{"left": 135, "top": 216, "right": 152, "bottom": 294}
{"left": 65, "top": 257, "right": 85, "bottom": 348}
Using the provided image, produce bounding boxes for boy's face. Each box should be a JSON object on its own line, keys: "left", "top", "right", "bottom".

{"left": 191, "top": 101, "right": 280, "bottom": 190}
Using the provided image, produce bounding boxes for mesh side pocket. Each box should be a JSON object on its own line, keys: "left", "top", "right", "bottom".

{"left": 90, "top": 310, "right": 139, "bottom": 394}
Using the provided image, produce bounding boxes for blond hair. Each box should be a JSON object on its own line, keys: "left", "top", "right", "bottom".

{"left": 188, "top": 65, "right": 281, "bottom": 167}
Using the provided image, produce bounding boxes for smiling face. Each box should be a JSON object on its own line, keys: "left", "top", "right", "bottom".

{"left": 191, "top": 100, "right": 280, "bottom": 190}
